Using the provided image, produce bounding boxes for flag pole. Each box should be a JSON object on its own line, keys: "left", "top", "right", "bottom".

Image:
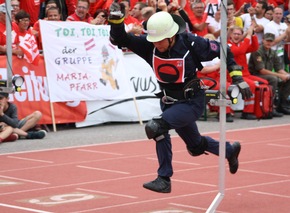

{"left": 132, "top": 95, "right": 143, "bottom": 125}
{"left": 49, "top": 102, "right": 57, "bottom": 132}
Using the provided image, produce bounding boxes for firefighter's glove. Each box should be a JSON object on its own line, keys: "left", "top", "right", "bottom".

{"left": 108, "top": 0, "right": 125, "bottom": 24}
{"left": 229, "top": 65, "right": 252, "bottom": 100}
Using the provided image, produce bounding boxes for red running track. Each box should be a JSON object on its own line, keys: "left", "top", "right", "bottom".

{"left": 0, "top": 124, "right": 289, "bottom": 213}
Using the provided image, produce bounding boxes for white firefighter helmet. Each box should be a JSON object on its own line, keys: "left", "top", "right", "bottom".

{"left": 146, "top": 11, "right": 186, "bottom": 42}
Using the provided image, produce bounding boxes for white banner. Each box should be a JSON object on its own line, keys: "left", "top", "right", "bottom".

{"left": 76, "top": 53, "right": 162, "bottom": 127}
{"left": 40, "top": 20, "right": 132, "bottom": 102}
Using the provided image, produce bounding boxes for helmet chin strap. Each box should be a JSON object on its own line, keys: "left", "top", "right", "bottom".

{"left": 167, "top": 38, "right": 171, "bottom": 47}
{"left": 166, "top": 37, "right": 175, "bottom": 55}
{"left": 167, "top": 37, "right": 173, "bottom": 49}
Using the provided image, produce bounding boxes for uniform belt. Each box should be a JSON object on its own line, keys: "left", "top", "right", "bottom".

{"left": 159, "top": 79, "right": 202, "bottom": 104}
{"left": 163, "top": 89, "right": 185, "bottom": 100}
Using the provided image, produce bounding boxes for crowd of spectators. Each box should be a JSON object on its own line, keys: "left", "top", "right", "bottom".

{"left": 0, "top": 0, "right": 290, "bottom": 125}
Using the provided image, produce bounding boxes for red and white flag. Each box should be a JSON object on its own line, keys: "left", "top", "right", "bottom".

{"left": 18, "top": 30, "right": 39, "bottom": 65}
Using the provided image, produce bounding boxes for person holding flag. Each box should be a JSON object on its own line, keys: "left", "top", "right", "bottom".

{"left": 14, "top": 10, "right": 40, "bottom": 65}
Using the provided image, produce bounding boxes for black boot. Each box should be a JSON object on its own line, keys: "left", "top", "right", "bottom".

{"left": 277, "top": 96, "right": 290, "bottom": 115}
{"left": 272, "top": 109, "right": 284, "bottom": 117}
{"left": 277, "top": 105, "right": 290, "bottom": 115}
{"left": 143, "top": 176, "right": 171, "bottom": 193}
{"left": 241, "top": 113, "right": 257, "bottom": 120}
{"left": 227, "top": 142, "right": 241, "bottom": 174}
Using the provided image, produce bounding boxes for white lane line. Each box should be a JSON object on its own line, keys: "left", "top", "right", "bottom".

{"left": 172, "top": 179, "right": 217, "bottom": 187}
{"left": 0, "top": 203, "right": 52, "bottom": 213}
{"left": 239, "top": 169, "right": 289, "bottom": 177}
{"left": 250, "top": 190, "right": 290, "bottom": 199}
{"left": 229, "top": 179, "right": 290, "bottom": 191}
{"left": 0, "top": 181, "right": 18, "bottom": 185}
{"left": 225, "top": 123, "right": 290, "bottom": 132}
{"left": 76, "top": 165, "right": 130, "bottom": 174}
{"left": 226, "top": 138, "right": 290, "bottom": 146}
{"left": 0, "top": 175, "right": 50, "bottom": 185}
{"left": 173, "top": 160, "right": 200, "bottom": 166}
{"left": 268, "top": 143, "right": 290, "bottom": 148}
{"left": 145, "top": 157, "right": 157, "bottom": 161}
{"left": 7, "top": 156, "right": 53, "bottom": 163}
{"left": 241, "top": 156, "right": 290, "bottom": 164}
{"left": 170, "top": 202, "right": 229, "bottom": 213}
{"left": 77, "top": 149, "right": 124, "bottom": 156}
{"left": 77, "top": 188, "right": 137, "bottom": 199}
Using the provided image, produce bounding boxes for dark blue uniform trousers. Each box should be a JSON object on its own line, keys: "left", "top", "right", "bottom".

{"left": 156, "top": 90, "right": 234, "bottom": 177}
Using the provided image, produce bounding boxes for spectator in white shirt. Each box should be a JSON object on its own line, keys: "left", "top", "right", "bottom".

{"left": 264, "top": 7, "right": 288, "bottom": 69}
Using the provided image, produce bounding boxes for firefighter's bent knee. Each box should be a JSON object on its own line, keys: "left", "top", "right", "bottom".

{"left": 145, "top": 116, "right": 170, "bottom": 141}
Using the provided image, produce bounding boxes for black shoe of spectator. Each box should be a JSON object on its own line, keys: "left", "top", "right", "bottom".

{"left": 143, "top": 176, "right": 171, "bottom": 193}
{"left": 241, "top": 113, "right": 257, "bottom": 120}
{"left": 26, "top": 130, "right": 47, "bottom": 139}
{"left": 273, "top": 109, "right": 284, "bottom": 117}
{"left": 227, "top": 142, "right": 241, "bottom": 174}
{"left": 277, "top": 107, "right": 290, "bottom": 115}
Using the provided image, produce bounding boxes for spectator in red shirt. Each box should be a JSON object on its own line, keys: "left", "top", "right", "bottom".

{"left": 228, "top": 25, "right": 270, "bottom": 119}
{"left": 34, "top": 6, "right": 62, "bottom": 50}
{"left": 33, "top": 0, "right": 58, "bottom": 50}
{"left": 66, "top": 0, "right": 93, "bottom": 23}
{"left": 14, "top": 10, "right": 40, "bottom": 64}
{"left": 0, "top": 3, "right": 22, "bottom": 56}
{"left": 190, "top": 1, "right": 208, "bottom": 36}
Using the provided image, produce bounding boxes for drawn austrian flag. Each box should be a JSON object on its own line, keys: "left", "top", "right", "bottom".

{"left": 84, "top": 38, "right": 96, "bottom": 51}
